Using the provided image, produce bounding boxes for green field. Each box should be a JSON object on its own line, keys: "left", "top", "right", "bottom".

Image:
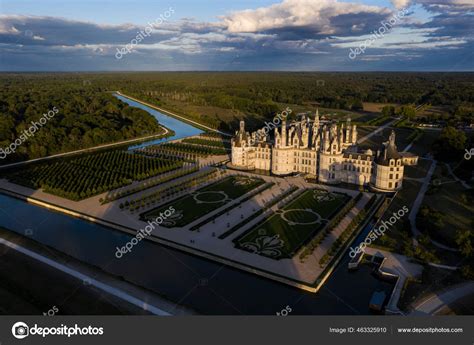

{"left": 234, "top": 189, "right": 351, "bottom": 260}
{"left": 370, "top": 179, "right": 423, "bottom": 253}
{"left": 358, "top": 127, "right": 417, "bottom": 151}
{"left": 417, "top": 165, "right": 474, "bottom": 247}
{"left": 140, "top": 175, "right": 264, "bottom": 227}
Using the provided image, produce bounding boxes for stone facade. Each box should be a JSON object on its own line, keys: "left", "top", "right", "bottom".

{"left": 231, "top": 111, "right": 418, "bottom": 192}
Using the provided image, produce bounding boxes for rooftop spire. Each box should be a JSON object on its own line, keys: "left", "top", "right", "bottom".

{"left": 389, "top": 130, "right": 396, "bottom": 147}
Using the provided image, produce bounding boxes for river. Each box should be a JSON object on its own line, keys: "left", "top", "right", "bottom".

{"left": 0, "top": 95, "right": 394, "bottom": 315}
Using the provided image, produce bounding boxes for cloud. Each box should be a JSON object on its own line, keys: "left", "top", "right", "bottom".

{"left": 0, "top": 0, "right": 472, "bottom": 71}
{"left": 222, "top": 0, "right": 391, "bottom": 37}
{"left": 391, "top": 0, "right": 412, "bottom": 9}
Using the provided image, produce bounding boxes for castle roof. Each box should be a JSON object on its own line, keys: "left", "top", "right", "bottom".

{"left": 375, "top": 130, "right": 401, "bottom": 166}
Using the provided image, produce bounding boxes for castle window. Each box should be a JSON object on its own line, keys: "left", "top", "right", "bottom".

{"left": 389, "top": 182, "right": 393, "bottom": 188}
{"left": 389, "top": 174, "right": 393, "bottom": 179}
{"left": 395, "top": 182, "right": 398, "bottom": 188}
{"left": 396, "top": 174, "right": 399, "bottom": 179}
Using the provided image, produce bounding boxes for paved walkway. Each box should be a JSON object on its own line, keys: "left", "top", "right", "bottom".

{"left": 445, "top": 162, "right": 472, "bottom": 190}
{"left": 0, "top": 236, "right": 184, "bottom": 315}
{"left": 409, "top": 282, "right": 474, "bottom": 315}
{"left": 0, "top": 170, "right": 367, "bottom": 288}
{"left": 408, "top": 159, "right": 460, "bottom": 253}
{"left": 363, "top": 247, "right": 423, "bottom": 315}
{"left": 357, "top": 119, "right": 398, "bottom": 144}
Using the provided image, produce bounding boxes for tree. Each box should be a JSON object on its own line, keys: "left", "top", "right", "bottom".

{"left": 455, "top": 230, "right": 473, "bottom": 258}
{"left": 397, "top": 105, "right": 416, "bottom": 120}
{"left": 433, "top": 126, "right": 467, "bottom": 161}
{"left": 381, "top": 105, "right": 395, "bottom": 117}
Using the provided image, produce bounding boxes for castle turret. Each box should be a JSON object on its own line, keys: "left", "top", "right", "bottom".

{"left": 323, "top": 125, "right": 330, "bottom": 152}
{"left": 351, "top": 124, "right": 358, "bottom": 144}
{"left": 345, "top": 118, "right": 351, "bottom": 144}
{"left": 281, "top": 117, "right": 287, "bottom": 147}
{"left": 338, "top": 123, "right": 344, "bottom": 148}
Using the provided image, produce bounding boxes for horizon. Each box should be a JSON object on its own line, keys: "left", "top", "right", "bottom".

{"left": 1, "top": 70, "right": 474, "bottom": 73}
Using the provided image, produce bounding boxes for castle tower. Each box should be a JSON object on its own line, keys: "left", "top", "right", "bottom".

{"left": 351, "top": 124, "right": 358, "bottom": 144}
{"left": 389, "top": 130, "right": 396, "bottom": 148}
{"left": 338, "top": 123, "right": 344, "bottom": 149}
{"left": 281, "top": 117, "right": 287, "bottom": 147}
{"left": 323, "top": 125, "right": 330, "bottom": 152}
{"left": 345, "top": 118, "right": 351, "bottom": 144}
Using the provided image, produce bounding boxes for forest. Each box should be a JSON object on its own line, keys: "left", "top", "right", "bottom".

{"left": 77, "top": 72, "right": 474, "bottom": 131}
{"left": 1, "top": 72, "right": 473, "bottom": 161}
{"left": 0, "top": 75, "right": 163, "bottom": 163}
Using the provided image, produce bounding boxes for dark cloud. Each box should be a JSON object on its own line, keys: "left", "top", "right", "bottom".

{"left": 0, "top": 0, "right": 472, "bottom": 71}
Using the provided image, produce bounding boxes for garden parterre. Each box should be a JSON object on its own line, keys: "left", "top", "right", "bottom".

{"left": 235, "top": 189, "right": 351, "bottom": 260}
{"left": 140, "top": 175, "right": 264, "bottom": 227}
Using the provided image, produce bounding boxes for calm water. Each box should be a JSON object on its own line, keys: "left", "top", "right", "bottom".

{"left": 0, "top": 95, "right": 394, "bottom": 314}
{"left": 0, "top": 194, "right": 392, "bottom": 315}
{"left": 112, "top": 94, "right": 203, "bottom": 150}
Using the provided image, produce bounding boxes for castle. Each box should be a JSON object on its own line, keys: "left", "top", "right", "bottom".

{"left": 230, "top": 111, "right": 418, "bottom": 192}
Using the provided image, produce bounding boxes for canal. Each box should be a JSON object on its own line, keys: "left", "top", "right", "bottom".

{"left": 0, "top": 95, "right": 394, "bottom": 315}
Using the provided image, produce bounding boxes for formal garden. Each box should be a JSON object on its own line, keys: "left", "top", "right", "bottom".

{"left": 140, "top": 175, "right": 264, "bottom": 227}
{"left": 234, "top": 189, "right": 351, "bottom": 260}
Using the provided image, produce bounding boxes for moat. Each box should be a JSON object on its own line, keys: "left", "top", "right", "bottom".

{"left": 0, "top": 95, "right": 394, "bottom": 315}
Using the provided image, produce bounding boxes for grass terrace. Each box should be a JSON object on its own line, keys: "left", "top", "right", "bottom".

{"left": 358, "top": 127, "right": 417, "bottom": 151}
{"left": 234, "top": 189, "right": 351, "bottom": 260}
{"left": 5, "top": 151, "right": 183, "bottom": 200}
{"left": 140, "top": 175, "right": 264, "bottom": 227}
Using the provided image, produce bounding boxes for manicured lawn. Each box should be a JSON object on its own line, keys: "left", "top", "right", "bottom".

{"left": 398, "top": 266, "right": 470, "bottom": 312}
{"left": 404, "top": 158, "right": 432, "bottom": 179}
{"left": 358, "top": 127, "right": 417, "bottom": 151}
{"left": 234, "top": 189, "right": 351, "bottom": 260}
{"left": 417, "top": 166, "right": 473, "bottom": 247}
{"left": 370, "top": 179, "right": 423, "bottom": 253}
{"left": 140, "top": 175, "right": 264, "bottom": 227}
{"left": 408, "top": 129, "right": 439, "bottom": 157}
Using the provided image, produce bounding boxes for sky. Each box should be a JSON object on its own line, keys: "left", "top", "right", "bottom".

{"left": 0, "top": 0, "right": 473, "bottom": 71}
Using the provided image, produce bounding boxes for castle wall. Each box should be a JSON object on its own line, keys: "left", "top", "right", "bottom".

{"left": 230, "top": 117, "right": 415, "bottom": 192}
{"left": 373, "top": 160, "right": 404, "bottom": 191}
